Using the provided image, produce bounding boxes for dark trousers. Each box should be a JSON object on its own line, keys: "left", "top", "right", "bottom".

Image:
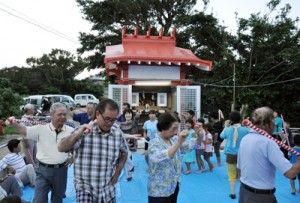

{"left": 239, "top": 183, "right": 277, "bottom": 203}
{"left": 0, "top": 176, "right": 23, "bottom": 197}
{"left": 33, "top": 164, "right": 67, "bottom": 203}
{"left": 280, "top": 147, "right": 289, "bottom": 160}
{"left": 148, "top": 183, "right": 179, "bottom": 203}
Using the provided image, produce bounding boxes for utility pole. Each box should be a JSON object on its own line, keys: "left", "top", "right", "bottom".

{"left": 231, "top": 63, "right": 236, "bottom": 111}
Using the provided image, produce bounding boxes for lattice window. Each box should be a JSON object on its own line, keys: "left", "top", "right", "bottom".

{"left": 179, "top": 88, "right": 197, "bottom": 130}
{"left": 112, "top": 88, "right": 128, "bottom": 109}
{"left": 177, "top": 86, "right": 200, "bottom": 132}
{"left": 108, "top": 85, "right": 132, "bottom": 110}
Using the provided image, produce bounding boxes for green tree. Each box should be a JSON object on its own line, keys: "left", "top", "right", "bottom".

{"left": 76, "top": 0, "right": 198, "bottom": 69}
{"left": 72, "top": 79, "right": 104, "bottom": 100}
{"left": 231, "top": 0, "right": 300, "bottom": 121}
{"left": 75, "top": 0, "right": 300, "bottom": 124}
{"left": 175, "top": 10, "right": 235, "bottom": 114}
{"left": 0, "top": 78, "right": 22, "bottom": 120}
{"left": 26, "top": 49, "right": 87, "bottom": 94}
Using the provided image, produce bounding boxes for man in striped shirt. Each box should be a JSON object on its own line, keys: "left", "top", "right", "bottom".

{"left": 58, "top": 99, "right": 128, "bottom": 203}
{"left": 0, "top": 139, "right": 36, "bottom": 187}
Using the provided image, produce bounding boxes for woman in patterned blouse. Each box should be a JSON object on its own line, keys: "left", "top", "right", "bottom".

{"left": 148, "top": 112, "right": 197, "bottom": 203}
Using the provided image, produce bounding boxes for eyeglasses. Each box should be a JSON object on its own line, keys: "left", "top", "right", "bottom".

{"left": 100, "top": 113, "right": 117, "bottom": 123}
{"left": 54, "top": 113, "right": 67, "bottom": 117}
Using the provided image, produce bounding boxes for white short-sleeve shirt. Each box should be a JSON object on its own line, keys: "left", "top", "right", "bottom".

{"left": 26, "top": 123, "right": 73, "bottom": 164}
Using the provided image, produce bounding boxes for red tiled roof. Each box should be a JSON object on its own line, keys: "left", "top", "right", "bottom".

{"left": 104, "top": 26, "right": 213, "bottom": 75}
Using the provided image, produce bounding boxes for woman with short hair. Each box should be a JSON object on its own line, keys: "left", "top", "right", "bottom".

{"left": 148, "top": 113, "right": 197, "bottom": 203}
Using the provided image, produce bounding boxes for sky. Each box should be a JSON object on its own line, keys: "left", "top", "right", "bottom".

{"left": 0, "top": 0, "right": 299, "bottom": 79}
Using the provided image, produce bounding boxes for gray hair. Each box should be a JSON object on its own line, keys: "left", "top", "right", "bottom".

{"left": 251, "top": 107, "right": 274, "bottom": 128}
{"left": 50, "top": 102, "right": 67, "bottom": 114}
{"left": 24, "top": 104, "right": 35, "bottom": 113}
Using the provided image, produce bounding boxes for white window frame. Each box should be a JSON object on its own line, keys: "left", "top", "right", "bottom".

{"left": 131, "top": 92, "right": 139, "bottom": 106}
{"left": 157, "top": 93, "right": 167, "bottom": 107}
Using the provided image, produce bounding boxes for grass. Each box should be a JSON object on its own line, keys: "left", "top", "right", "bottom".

{"left": 2, "top": 126, "right": 16, "bottom": 135}
{"left": 0, "top": 126, "right": 17, "bottom": 142}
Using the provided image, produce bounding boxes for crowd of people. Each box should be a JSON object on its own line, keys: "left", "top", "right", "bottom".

{"left": 1, "top": 100, "right": 300, "bottom": 203}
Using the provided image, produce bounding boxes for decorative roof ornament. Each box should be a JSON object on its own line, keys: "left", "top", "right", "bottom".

{"left": 105, "top": 25, "right": 213, "bottom": 79}
{"left": 134, "top": 25, "right": 138, "bottom": 38}
{"left": 171, "top": 27, "right": 176, "bottom": 39}
{"left": 146, "top": 26, "right": 151, "bottom": 38}
{"left": 122, "top": 25, "right": 127, "bottom": 38}
{"left": 158, "top": 27, "right": 164, "bottom": 39}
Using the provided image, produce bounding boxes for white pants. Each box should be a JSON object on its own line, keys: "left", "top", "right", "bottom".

{"left": 18, "top": 164, "right": 36, "bottom": 186}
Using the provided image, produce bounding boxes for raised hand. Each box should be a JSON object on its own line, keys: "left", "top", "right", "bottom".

{"left": 178, "top": 129, "right": 189, "bottom": 144}
{"left": 5, "top": 116, "right": 15, "bottom": 126}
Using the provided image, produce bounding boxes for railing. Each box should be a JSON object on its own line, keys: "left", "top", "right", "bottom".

{"left": 290, "top": 128, "right": 300, "bottom": 136}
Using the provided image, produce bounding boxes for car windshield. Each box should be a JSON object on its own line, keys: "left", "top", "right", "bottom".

{"left": 65, "top": 96, "right": 74, "bottom": 102}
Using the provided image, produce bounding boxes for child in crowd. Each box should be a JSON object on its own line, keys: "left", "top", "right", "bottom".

{"left": 195, "top": 119, "right": 206, "bottom": 173}
{"left": 182, "top": 119, "right": 197, "bottom": 174}
{"left": 220, "top": 111, "right": 249, "bottom": 199}
{"left": 289, "top": 134, "right": 300, "bottom": 194}
{"left": 203, "top": 123, "right": 214, "bottom": 172}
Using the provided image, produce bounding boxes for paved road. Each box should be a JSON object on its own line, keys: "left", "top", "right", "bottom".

{"left": 0, "top": 134, "right": 22, "bottom": 159}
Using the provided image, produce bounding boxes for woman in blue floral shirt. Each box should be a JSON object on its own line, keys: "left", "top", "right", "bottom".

{"left": 148, "top": 112, "right": 197, "bottom": 203}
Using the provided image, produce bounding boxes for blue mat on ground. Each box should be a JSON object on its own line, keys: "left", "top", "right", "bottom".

{"left": 22, "top": 153, "right": 300, "bottom": 203}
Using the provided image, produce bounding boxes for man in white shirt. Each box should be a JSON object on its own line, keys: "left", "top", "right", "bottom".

{"left": 5, "top": 102, "right": 74, "bottom": 203}
{"left": 238, "top": 107, "right": 300, "bottom": 203}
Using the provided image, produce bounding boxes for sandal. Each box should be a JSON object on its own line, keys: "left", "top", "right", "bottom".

{"left": 125, "top": 177, "right": 132, "bottom": 182}
{"left": 229, "top": 194, "right": 236, "bottom": 199}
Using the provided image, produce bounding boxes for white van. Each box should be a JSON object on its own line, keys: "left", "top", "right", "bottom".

{"left": 20, "top": 95, "right": 44, "bottom": 111}
{"left": 43, "top": 94, "right": 76, "bottom": 109}
{"left": 74, "top": 94, "right": 99, "bottom": 107}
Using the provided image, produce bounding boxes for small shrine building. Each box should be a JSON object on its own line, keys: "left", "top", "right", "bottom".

{"left": 104, "top": 26, "right": 212, "bottom": 129}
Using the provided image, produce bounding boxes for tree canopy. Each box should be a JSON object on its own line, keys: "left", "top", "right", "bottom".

{"left": 0, "top": 49, "right": 104, "bottom": 100}
{"left": 1, "top": 0, "right": 300, "bottom": 125}
{"left": 75, "top": 0, "right": 300, "bottom": 123}
{"left": 0, "top": 78, "right": 22, "bottom": 120}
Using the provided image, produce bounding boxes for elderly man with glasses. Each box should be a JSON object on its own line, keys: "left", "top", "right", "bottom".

{"left": 58, "top": 99, "right": 128, "bottom": 203}
{"left": 5, "top": 102, "right": 74, "bottom": 203}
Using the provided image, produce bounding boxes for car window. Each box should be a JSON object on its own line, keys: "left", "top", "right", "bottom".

{"left": 82, "top": 96, "right": 87, "bottom": 100}
{"left": 62, "top": 97, "right": 69, "bottom": 102}
{"left": 31, "top": 99, "right": 38, "bottom": 105}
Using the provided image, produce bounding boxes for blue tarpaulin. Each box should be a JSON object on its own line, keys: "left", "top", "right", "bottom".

{"left": 22, "top": 153, "right": 300, "bottom": 203}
